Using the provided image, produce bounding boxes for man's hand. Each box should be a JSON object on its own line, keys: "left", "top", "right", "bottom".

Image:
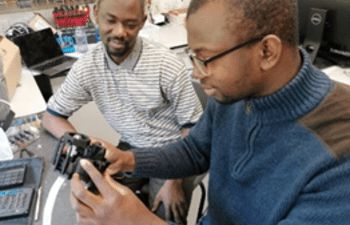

{"left": 152, "top": 179, "right": 189, "bottom": 224}
{"left": 70, "top": 159, "right": 166, "bottom": 225}
{"left": 89, "top": 137, "right": 136, "bottom": 174}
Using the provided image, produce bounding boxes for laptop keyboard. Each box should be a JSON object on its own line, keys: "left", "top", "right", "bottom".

{"left": 0, "top": 187, "right": 34, "bottom": 220}
{"left": 34, "top": 57, "right": 72, "bottom": 71}
{"left": 0, "top": 165, "right": 26, "bottom": 189}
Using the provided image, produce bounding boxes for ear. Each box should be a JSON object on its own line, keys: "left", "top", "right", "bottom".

{"left": 140, "top": 15, "right": 147, "bottom": 28}
{"left": 94, "top": 5, "right": 99, "bottom": 24}
{"left": 258, "top": 35, "right": 282, "bottom": 71}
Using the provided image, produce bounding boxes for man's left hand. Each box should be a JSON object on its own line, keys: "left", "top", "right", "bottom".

{"left": 152, "top": 179, "right": 189, "bottom": 224}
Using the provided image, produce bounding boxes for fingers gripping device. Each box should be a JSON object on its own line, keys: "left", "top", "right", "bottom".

{"left": 52, "top": 132, "right": 109, "bottom": 193}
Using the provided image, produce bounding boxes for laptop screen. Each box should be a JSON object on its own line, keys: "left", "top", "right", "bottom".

{"left": 12, "top": 28, "right": 63, "bottom": 68}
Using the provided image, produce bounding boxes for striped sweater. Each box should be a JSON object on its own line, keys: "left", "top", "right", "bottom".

{"left": 47, "top": 37, "right": 203, "bottom": 147}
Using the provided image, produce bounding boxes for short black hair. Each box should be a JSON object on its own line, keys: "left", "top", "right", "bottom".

{"left": 95, "top": 0, "right": 146, "bottom": 14}
{"left": 187, "top": 0, "right": 299, "bottom": 46}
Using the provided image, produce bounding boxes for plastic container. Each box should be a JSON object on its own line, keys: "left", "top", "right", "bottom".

{"left": 95, "top": 26, "right": 100, "bottom": 42}
{"left": 74, "top": 27, "right": 88, "bottom": 53}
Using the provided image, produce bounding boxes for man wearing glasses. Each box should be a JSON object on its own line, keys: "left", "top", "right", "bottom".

{"left": 70, "top": 0, "right": 350, "bottom": 224}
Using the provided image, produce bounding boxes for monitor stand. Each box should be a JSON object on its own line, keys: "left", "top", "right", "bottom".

{"left": 302, "top": 8, "right": 328, "bottom": 63}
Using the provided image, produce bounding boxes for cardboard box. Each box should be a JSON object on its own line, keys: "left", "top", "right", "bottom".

{"left": 0, "top": 36, "right": 22, "bottom": 100}
{"left": 28, "top": 13, "right": 56, "bottom": 34}
{"left": 166, "top": 8, "right": 187, "bottom": 24}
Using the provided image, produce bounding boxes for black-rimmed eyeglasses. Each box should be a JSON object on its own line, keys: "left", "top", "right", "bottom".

{"left": 185, "top": 35, "right": 265, "bottom": 76}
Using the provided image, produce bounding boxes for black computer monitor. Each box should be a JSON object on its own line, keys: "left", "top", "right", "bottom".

{"left": 298, "top": 0, "right": 350, "bottom": 67}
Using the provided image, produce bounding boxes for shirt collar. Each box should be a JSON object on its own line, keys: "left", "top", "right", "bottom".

{"left": 248, "top": 48, "right": 332, "bottom": 122}
{"left": 104, "top": 37, "right": 142, "bottom": 71}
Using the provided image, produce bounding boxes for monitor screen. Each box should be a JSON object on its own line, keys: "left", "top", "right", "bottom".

{"left": 298, "top": 0, "right": 350, "bottom": 66}
{"left": 12, "top": 28, "right": 63, "bottom": 68}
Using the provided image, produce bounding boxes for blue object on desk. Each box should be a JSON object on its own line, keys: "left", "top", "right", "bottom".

{"left": 95, "top": 26, "right": 100, "bottom": 42}
{"left": 56, "top": 35, "right": 75, "bottom": 53}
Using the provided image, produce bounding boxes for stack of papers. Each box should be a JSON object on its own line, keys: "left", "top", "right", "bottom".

{"left": 322, "top": 66, "right": 350, "bottom": 85}
{"left": 140, "top": 22, "right": 187, "bottom": 49}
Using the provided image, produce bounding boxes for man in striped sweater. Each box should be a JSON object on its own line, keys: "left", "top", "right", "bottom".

{"left": 42, "top": 0, "right": 202, "bottom": 223}
{"left": 70, "top": 0, "right": 350, "bottom": 224}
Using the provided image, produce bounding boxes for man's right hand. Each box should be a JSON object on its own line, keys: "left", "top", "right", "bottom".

{"left": 71, "top": 159, "right": 166, "bottom": 225}
{"left": 92, "top": 138, "right": 136, "bottom": 175}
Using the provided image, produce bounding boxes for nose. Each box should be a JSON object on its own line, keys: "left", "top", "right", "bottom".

{"left": 191, "top": 66, "right": 208, "bottom": 80}
{"left": 112, "top": 22, "right": 127, "bottom": 38}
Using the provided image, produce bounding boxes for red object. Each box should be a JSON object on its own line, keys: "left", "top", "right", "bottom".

{"left": 52, "top": 4, "right": 90, "bottom": 28}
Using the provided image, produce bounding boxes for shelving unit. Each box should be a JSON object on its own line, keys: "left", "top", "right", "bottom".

{"left": 0, "top": 0, "right": 94, "bottom": 14}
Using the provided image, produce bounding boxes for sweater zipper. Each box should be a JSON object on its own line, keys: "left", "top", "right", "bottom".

{"left": 232, "top": 101, "right": 259, "bottom": 178}
{"left": 245, "top": 101, "right": 252, "bottom": 115}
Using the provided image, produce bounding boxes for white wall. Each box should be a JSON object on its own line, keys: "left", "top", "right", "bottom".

{"left": 0, "top": 8, "right": 53, "bottom": 35}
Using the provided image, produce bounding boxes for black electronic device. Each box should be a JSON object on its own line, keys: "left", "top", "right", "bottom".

{"left": 0, "top": 100, "right": 15, "bottom": 131}
{"left": 11, "top": 28, "right": 77, "bottom": 77}
{"left": 0, "top": 187, "right": 34, "bottom": 220}
{"left": 52, "top": 132, "right": 110, "bottom": 194}
{"left": 298, "top": 0, "right": 350, "bottom": 66}
{"left": 0, "top": 165, "right": 26, "bottom": 189}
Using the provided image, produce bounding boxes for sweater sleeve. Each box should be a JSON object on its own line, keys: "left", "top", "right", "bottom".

{"left": 47, "top": 60, "right": 92, "bottom": 117}
{"left": 277, "top": 157, "right": 350, "bottom": 225}
{"left": 159, "top": 51, "right": 203, "bottom": 128}
{"left": 132, "top": 98, "right": 214, "bottom": 179}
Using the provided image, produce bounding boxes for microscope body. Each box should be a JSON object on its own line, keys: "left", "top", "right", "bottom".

{"left": 52, "top": 132, "right": 109, "bottom": 193}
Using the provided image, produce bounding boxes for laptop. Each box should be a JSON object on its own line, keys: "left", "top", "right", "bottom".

{"left": 12, "top": 28, "right": 77, "bottom": 77}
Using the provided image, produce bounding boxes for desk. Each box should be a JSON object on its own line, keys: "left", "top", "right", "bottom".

{"left": 10, "top": 69, "right": 46, "bottom": 118}
{"left": 22, "top": 129, "right": 76, "bottom": 225}
{"left": 322, "top": 66, "right": 350, "bottom": 85}
{"left": 140, "top": 21, "right": 187, "bottom": 49}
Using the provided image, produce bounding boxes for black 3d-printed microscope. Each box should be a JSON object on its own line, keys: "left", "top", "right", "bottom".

{"left": 52, "top": 132, "right": 110, "bottom": 193}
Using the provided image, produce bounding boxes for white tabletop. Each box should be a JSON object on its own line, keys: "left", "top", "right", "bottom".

{"left": 140, "top": 21, "right": 187, "bottom": 49}
{"left": 322, "top": 66, "right": 350, "bottom": 85}
{"left": 10, "top": 69, "right": 46, "bottom": 118}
